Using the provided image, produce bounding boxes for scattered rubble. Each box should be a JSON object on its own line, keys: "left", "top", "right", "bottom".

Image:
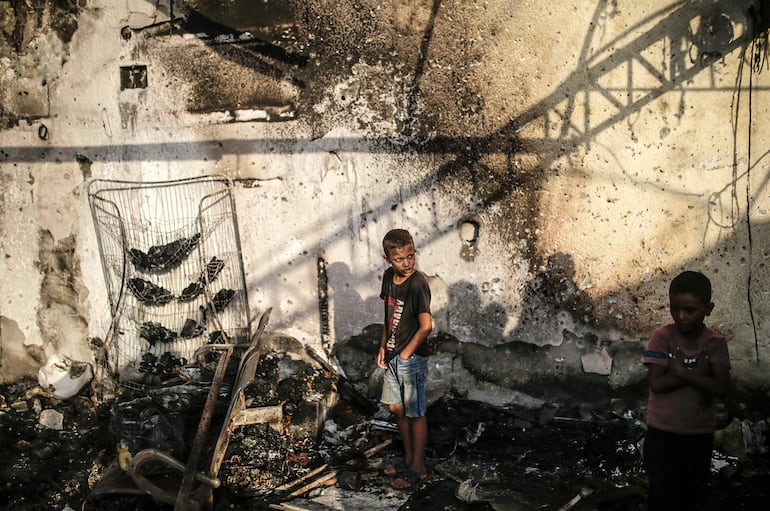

{"left": 2, "top": 347, "right": 770, "bottom": 510}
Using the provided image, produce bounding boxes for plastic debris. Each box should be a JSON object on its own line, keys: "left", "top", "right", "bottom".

{"left": 38, "top": 353, "right": 94, "bottom": 400}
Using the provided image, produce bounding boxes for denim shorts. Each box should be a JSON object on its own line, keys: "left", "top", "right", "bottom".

{"left": 380, "top": 353, "right": 428, "bottom": 418}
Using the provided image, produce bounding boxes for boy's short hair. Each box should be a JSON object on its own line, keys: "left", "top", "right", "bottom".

{"left": 383, "top": 229, "right": 414, "bottom": 255}
{"left": 669, "top": 271, "right": 712, "bottom": 304}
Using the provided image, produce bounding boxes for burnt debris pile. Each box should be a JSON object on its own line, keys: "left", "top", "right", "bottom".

{"left": 1, "top": 369, "right": 770, "bottom": 510}
{"left": 85, "top": 342, "right": 347, "bottom": 510}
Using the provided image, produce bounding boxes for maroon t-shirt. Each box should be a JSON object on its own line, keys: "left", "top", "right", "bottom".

{"left": 643, "top": 323, "right": 730, "bottom": 434}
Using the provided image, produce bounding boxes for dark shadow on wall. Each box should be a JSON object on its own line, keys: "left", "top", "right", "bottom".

{"left": 444, "top": 280, "right": 507, "bottom": 346}
{"left": 326, "top": 261, "right": 382, "bottom": 344}
{"left": 516, "top": 253, "right": 594, "bottom": 336}
{"left": 402, "top": 0, "right": 442, "bottom": 137}
{"left": 5, "top": 0, "right": 763, "bottom": 155}
{"left": 442, "top": 253, "right": 595, "bottom": 349}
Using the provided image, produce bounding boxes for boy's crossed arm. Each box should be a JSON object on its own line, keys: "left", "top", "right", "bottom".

{"left": 648, "top": 351, "right": 729, "bottom": 397}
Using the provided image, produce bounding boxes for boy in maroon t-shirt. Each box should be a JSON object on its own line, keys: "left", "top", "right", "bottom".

{"left": 643, "top": 271, "right": 730, "bottom": 510}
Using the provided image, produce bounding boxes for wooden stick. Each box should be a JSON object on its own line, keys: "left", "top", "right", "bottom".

{"left": 362, "top": 438, "right": 393, "bottom": 458}
{"left": 269, "top": 500, "right": 340, "bottom": 511}
{"left": 275, "top": 438, "right": 392, "bottom": 495}
{"left": 269, "top": 503, "right": 315, "bottom": 511}
{"left": 287, "top": 471, "right": 338, "bottom": 498}
{"left": 273, "top": 463, "right": 329, "bottom": 492}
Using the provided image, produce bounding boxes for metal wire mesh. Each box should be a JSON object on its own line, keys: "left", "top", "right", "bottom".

{"left": 88, "top": 176, "right": 250, "bottom": 383}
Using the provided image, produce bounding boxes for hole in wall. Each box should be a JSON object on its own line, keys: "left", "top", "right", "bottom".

{"left": 120, "top": 65, "right": 148, "bottom": 90}
{"left": 457, "top": 215, "right": 482, "bottom": 262}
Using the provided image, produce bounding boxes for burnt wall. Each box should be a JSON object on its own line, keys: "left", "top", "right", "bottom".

{"left": 1, "top": 1, "right": 769, "bottom": 399}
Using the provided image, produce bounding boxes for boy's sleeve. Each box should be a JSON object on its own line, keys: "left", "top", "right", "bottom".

{"left": 414, "top": 275, "right": 431, "bottom": 315}
{"left": 706, "top": 336, "right": 731, "bottom": 369}
{"left": 643, "top": 329, "right": 669, "bottom": 366}
{"left": 379, "top": 269, "right": 388, "bottom": 300}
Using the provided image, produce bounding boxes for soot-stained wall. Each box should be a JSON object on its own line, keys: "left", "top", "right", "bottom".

{"left": 1, "top": 1, "right": 769, "bottom": 401}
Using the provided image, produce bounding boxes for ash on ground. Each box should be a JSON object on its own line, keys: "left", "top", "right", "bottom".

{"left": 1, "top": 373, "right": 769, "bottom": 511}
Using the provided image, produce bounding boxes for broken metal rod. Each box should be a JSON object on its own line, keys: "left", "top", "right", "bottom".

{"left": 132, "top": 449, "right": 221, "bottom": 489}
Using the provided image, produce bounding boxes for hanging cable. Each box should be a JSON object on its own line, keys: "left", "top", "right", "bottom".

{"left": 729, "top": 16, "right": 762, "bottom": 363}
{"left": 745, "top": 37, "right": 760, "bottom": 363}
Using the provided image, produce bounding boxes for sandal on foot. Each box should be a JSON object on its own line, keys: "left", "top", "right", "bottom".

{"left": 390, "top": 469, "right": 428, "bottom": 491}
{"left": 381, "top": 459, "right": 407, "bottom": 477}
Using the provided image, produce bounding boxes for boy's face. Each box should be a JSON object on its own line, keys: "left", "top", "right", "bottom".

{"left": 385, "top": 243, "right": 416, "bottom": 280}
{"left": 669, "top": 292, "right": 713, "bottom": 335}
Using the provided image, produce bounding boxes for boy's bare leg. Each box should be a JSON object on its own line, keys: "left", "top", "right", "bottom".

{"left": 392, "top": 404, "right": 414, "bottom": 466}
{"left": 391, "top": 416, "right": 429, "bottom": 489}
{"left": 383, "top": 404, "right": 413, "bottom": 477}
{"left": 409, "top": 416, "right": 428, "bottom": 478}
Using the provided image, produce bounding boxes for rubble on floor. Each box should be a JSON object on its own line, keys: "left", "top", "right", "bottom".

{"left": 1, "top": 370, "right": 769, "bottom": 510}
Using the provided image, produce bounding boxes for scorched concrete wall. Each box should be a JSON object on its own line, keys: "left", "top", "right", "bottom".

{"left": 1, "top": 0, "right": 769, "bottom": 398}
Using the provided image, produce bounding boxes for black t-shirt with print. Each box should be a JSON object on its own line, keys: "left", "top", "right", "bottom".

{"left": 380, "top": 267, "right": 431, "bottom": 362}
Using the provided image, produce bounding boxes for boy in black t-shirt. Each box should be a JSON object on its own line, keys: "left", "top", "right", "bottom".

{"left": 376, "top": 229, "right": 432, "bottom": 490}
